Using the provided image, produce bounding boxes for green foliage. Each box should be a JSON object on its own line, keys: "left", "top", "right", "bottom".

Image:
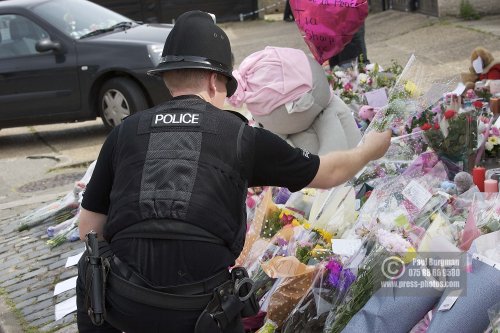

{"left": 459, "top": 0, "right": 480, "bottom": 20}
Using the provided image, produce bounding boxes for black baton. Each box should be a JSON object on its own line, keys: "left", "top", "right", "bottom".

{"left": 85, "top": 231, "right": 105, "bottom": 326}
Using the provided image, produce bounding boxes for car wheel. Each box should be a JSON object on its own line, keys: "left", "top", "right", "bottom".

{"left": 98, "top": 77, "right": 148, "bottom": 130}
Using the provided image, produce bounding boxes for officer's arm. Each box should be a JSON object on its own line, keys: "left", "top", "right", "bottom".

{"left": 308, "top": 130, "right": 391, "bottom": 189}
{"left": 78, "top": 208, "right": 107, "bottom": 241}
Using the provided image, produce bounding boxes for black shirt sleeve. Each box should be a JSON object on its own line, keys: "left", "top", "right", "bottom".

{"left": 249, "top": 127, "right": 320, "bottom": 192}
{"left": 81, "top": 127, "right": 119, "bottom": 214}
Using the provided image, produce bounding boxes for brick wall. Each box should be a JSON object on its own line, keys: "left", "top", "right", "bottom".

{"left": 439, "top": 0, "right": 500, "bottom": 16}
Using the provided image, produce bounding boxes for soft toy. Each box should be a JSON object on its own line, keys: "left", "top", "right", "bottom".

{"left": 228, "top": 47, "right": 362, "bottom": 155}
{"left": 461, "top": 47, "right": 500, "bottom": 90}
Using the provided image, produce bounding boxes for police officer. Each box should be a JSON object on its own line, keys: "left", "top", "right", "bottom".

{"left": 76, "top": 10, "right": 391, "bottom": 333}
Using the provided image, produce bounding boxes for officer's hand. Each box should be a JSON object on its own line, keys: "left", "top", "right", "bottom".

{"left": 360, "top": 129, "right": 392, "bottom": 161}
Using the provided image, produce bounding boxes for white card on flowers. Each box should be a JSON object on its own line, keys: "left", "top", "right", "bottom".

{"left": 402, "top": 180, "right": 432, "bottom": 210}
{"left": 331, "top": 239, "right": 362, "bottom": 257}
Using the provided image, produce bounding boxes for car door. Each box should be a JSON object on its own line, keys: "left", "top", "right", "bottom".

{"left": 0, "top": 11, "right": 81, "bottom": 124}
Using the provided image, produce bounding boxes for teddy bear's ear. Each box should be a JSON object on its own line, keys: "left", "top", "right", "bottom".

{"left": 473, "top": 47, "right": 494, "bottom": 66}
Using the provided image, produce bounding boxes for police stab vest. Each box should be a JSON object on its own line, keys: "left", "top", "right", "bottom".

{"left": 103, "top": 96, "right": 252, "bottom": 257}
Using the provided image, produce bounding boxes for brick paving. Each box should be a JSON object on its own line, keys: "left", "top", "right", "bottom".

{"left": 0, "top": 187, "right": 84, "bottom": 333}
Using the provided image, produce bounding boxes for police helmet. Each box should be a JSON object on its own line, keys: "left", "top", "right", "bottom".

{"left": 148, "top": 11, "right": 237, "bottom": 97}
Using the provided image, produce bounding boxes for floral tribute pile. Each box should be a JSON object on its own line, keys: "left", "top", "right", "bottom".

{"left": 237, "top": 56, "right": 500, "bottom": 333}
{"left": 13, "top": 55, "right": 500, "bottom": 332}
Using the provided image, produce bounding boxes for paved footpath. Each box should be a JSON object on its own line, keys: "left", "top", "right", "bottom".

{"left": 0, "top": 9, "right": 499, "bottom": 333}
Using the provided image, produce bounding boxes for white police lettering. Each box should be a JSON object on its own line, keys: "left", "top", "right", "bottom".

{"left": 154, "top": 113, "right": 200, "bottom": 125}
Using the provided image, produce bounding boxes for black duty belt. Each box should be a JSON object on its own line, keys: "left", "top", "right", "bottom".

{"left": 107, "top": 256, "right": 231, "bottom": 311}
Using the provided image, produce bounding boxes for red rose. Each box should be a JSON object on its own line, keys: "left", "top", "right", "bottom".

{"left": 434, "top": 122, "right": 440, "bottom": 130}
{"left": 444, "top": 109, "right": 456, "bottom": 119}
{"left": 473, "top": 100, "right": 483, "bottom": 109}
{"left": 420, "top": 123, "right": 432, "bottom": 131}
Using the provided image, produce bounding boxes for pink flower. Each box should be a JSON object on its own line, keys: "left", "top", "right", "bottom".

{"left": 491, "top": 126, "right": 500, "bottom": 137}
{"left": 343, "top": 82, "right": 353, "bottom": 91}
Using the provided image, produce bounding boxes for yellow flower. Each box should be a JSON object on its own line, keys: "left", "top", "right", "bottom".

{"left": 311, "top": 244, "right": 325, "bottom": 257}
{"left": 292, "top": 219, "right": 300, "bottom": 227}
{"left": 404, "top": 80, "right": 419, "bottom": 97}
{"left": 318, "top": 229, "right": 333, "bottom": 243}
{"left": 488, "top": 136, "right": 499, "bottom": 145}
{"left": 303, "top": 222, "right": 311, "bottom": 229}
{"left": 402, "top": 247, "right": 417, "bottom": 264}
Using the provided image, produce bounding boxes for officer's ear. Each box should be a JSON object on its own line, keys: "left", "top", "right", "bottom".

{"left": 207, "top": 72, "right": 219, "bottom": 98}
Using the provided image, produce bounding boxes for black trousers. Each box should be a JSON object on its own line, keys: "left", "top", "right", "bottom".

{"left": 76, "top": 248, "right": 244, "bottom": 333}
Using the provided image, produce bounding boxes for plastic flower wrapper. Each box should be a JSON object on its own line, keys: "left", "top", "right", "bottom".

{"left": 352, "top": 130, "right": 428, "bottom": 188}
{"left": 236, "top": 188, "right": 274, "bottom": 267}
{"left": 246, "top": 186, "right": 267, "bottom": 225}
{"left": 366, "top": 55, "right": 459, "bottom": 135}
{"left": 351, "top": 155, "right": 448, "bottom": 241}
{"left": 282, "top": 257, "right": 356, "bottom": 333}
{"left": 256, "top": 258, "right": 318, "bottom": 332}
{"left": 426, "top": 231, "right": 500, "bottom": 333}
{"left": 324, "top": 229, "right": 416, "bottom": 333}
{"left": 486, "top": 302, "right": 500, "bottom": 333}
{"left": 471, "top": 192, "right": 500, "bottom": 234}
{"left": 421, "top": 107, "right": 478, "bottom": 174}
{"left": 308, "top": 186, "right": 357, "bottom": 239}
{"left": 246, "top": 226, "right": 295, "bottom": 304}
{"left": 17, "top": 185, "right": 80, "bottom": 231}
{"left": 417, "top": 210, "right": 461, "bottom": 253}
{"left": 46, "top": 210, "right": 81, "bottom": 248}
{"left": 283, "top": 188, "right": 317, "bottom": 220}
{"left": 17, "top": 161, "right": 96, "bottom": 231}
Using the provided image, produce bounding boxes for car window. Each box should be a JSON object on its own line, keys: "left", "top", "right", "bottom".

{"left": 32, "top": 0, "right": 132, "bottom": 39}
{"left": 0, "top": 14, "right": 49, "bottom": 59}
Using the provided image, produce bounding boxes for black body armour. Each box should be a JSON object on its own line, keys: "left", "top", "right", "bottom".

{"left": 103, "top": 96, "right": 253, "bottom": 258}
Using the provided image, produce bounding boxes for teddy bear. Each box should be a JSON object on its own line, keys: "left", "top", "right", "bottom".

{"left": 461, "top": 47, "right": 500, "bottom": 91}
{"left": 228, "top": 46, "right": 362, "bottom": 155}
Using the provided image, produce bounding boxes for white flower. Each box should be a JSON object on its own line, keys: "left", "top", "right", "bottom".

{"left": 357, "top": 73, "right": 369, "bottom": 85}
{"left": 485, "top": 141, "right": 494, "bottom": 151}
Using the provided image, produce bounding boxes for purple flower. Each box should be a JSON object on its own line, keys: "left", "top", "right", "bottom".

{"left": 431, "top": 105, "right": 441, "bottom": 114}
{"left": 276, "top": 237, "right": 288, "bottom": 247}
{"left": 339, "top": 269, "right": 356, "bottom": 291}
{"left": 326, "top": 259, "right": 343, "bottom": 288}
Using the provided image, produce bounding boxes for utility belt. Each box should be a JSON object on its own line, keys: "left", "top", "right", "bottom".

{"left": 84, "top": 231, "right": 258, "bottom": 332}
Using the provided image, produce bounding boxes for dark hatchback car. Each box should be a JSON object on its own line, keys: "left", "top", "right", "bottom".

{"left": 0, "top": 0, "right": 173, "bottom": 129}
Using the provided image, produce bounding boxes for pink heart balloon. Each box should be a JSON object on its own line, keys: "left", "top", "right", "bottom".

{"left": 289, "top": 0, "right": 369, "bottom": 64}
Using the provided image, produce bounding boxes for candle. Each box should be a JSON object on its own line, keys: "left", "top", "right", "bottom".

{"left": 472, "top": 166, "right": 486, "bottom": 192}
{"left": 490, "top": 98, "right": 500, "bottom": 115}
{"left": 484, "top": 179, "right": 499, "bottom": 193}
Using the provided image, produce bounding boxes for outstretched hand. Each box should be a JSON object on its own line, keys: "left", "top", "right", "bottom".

{"left": 360, "top": 129, "right": 392, "bottom": 161}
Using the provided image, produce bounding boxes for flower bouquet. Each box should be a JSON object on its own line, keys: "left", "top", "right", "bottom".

{"left": 324, "top": 229, "right": 416, "bottom": 333}
{"left": 17, "top": 184, "right": 82, "bottom": 231}
{"left": 281, "top": 257, "right": 355, "bottom": 333}
{"left": 17, "top": 161, "right": 96, "bottom": 232}
{"left": 407, "top": 101, "right": 478, "bottom": 174}
{"left": 46, "top": 211, "right": 81, "bottom": 248}
{"left": 471, "top": 192, "right": 500, "bottom": 234}
{"left": 251, "top": 224, "right": 334, "bottom": 332}
{"left": 367, "top": 55, "right": 460, "bottom": 135}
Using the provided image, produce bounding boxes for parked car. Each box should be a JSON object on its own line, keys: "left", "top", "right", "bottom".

{"left": 0, "top": 0, "right": 173, "bottom": 129}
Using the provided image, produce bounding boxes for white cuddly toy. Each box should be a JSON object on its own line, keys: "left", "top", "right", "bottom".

{"left": 228, "top": 47, "right": 361, "bottom": 155}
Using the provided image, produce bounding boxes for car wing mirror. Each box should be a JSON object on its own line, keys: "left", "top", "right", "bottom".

{"left": 35, "top": 38, "right": 63, "bottom": 53}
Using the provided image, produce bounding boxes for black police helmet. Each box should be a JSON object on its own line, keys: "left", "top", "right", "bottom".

{"left": 148, "top": 11, "right": 237, "bottom": 97}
